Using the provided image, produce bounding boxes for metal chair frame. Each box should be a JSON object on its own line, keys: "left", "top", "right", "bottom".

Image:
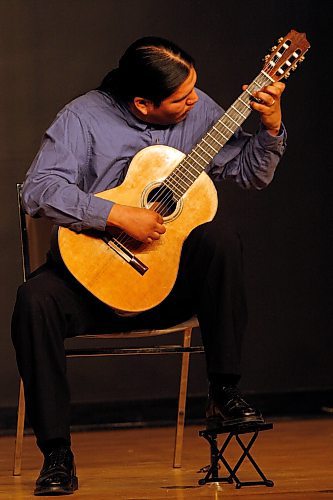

{"left": 13, "top": 183, "right": 203, "bottom": 475}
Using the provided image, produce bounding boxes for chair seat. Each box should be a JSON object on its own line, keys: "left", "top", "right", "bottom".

{"left": 78, "top": 316, "right": 199, "bottom": 339}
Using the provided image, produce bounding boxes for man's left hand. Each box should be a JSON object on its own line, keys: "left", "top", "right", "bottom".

{"left": 243, "top": 82, "right": 285, "bottom": 136}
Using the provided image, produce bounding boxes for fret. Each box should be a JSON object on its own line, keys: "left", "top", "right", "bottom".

{"left": 171, "top": 168, "right": 193, "bottom": 188}
{"left": 253, "top": 77, "right": 264, "bottom": 88}
{"left": 175, "top": 163, "right": 197, "bottom": 184}
{"left": 183, "top": 158, "right": 202, "bottom": 177}
{"left": 206, "top": 131, "right": 223, "bottom": 148}
{"left": 220, "top": 122, "right": 234, "bottom": 135}
{"left": 192, "top": 148, "right": 210, "bottom": 165}
{"left": 183, "top": 159, "right": 202, "bottom": 177}
{"left": 166, "top": 183, "right": 182, "bottom": 201}
{"left": 260, "top": 70, "right": 274, "bottom": 83}
{"left": 231, "top": 104, "right": 247, "bottom": 119}
{"left": 177, "top": 176, "right": 192, "bottom": 192}
{"left": 252, "top": 75, "right": 270, "bottom": 90}
{"left": 238, "top": 96, "right": 251, "bottom": 108}
{"left": 212, "top": 126, "right": 229, "bottom": 142}
{"left": 166, "top": 170, "right": 190, "bottom": 190}
{"left": 196, "top": 143, "right": 214, "bottom": 160}
{"left": 258, "top": 71, "right": 271, "bottom": 83}
{"left": 224, "top": 113, "right": 241, "bottom": 127}
{"left": 202, "top": 137, "right": 218, "bottom": 154}
{"left": 164, "top": 178, "right": 185, "bottom": 197}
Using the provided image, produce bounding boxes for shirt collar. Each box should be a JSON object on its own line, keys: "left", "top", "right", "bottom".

{"left": 98, "top": 92, "right": 147, "bottom": 131}
{"left": 115, "top": 98, "right": 149, "bottom": 130}
{"left": 102, "top": 92, "right": 173, "bottom": 131}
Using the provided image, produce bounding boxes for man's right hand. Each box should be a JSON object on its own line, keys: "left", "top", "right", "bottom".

{"left": 107, "top": 204, "right": 166, "bottom": 244}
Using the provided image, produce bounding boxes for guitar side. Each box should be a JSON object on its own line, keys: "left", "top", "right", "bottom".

{"left": 58, "top": 145, "right": 218, "bottom": 312}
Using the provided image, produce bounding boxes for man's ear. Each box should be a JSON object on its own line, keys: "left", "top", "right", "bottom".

{"left": 132, "top": 97, "right": 153, "bottom": 116}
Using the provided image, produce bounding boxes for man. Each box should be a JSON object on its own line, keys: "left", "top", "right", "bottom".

{"left": 12, "top": 37, "right": 286, "bottom": 495}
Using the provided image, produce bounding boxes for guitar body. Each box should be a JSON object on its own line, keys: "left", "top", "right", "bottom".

{"left": 58, "top": 145, "right": 218, "bottom": 312}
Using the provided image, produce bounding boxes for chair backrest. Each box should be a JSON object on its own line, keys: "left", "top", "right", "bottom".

{"left": 17, "top": 183, "right": 53, "bottom": 279}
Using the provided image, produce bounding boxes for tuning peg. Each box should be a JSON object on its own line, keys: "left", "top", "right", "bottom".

{"left": 284, "top": 71, "right": 291, "bottom": 79}
{"left": 278, "top": 37, "right": 284, "bottom": 43}
{"left": 299, "top": 55, "right": 305, "bottom": 62}
{"left": 271, "top": 45, "right": 277, "bottom": 51}
{"left": 263, "top": 54, "right": 270, "bottom": 62}
{"left": 291, "top": 65, "right": 298, "bottom": 71}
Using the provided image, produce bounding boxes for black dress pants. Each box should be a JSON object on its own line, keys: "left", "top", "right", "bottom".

{"left": 11, "top": 217, "right": 247, "bottom": 449}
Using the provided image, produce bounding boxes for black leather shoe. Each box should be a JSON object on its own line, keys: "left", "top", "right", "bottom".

{"left": 206, "top": 385, "right": 264, "bottom": 431}
{"left": 34, "top": 447, "right": 78, "bottom": 496}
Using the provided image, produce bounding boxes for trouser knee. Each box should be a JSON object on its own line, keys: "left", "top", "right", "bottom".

{"left": 186, "top": 218, "right": 243, "bottom": 266}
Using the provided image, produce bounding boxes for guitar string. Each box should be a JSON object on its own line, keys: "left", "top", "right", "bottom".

{"left": 111, "top": 71, "right": 271, "bottom": 248}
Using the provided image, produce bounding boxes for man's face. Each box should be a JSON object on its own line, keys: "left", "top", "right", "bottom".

{"left": 136, "top": 67, "right": 199, "bottom": 126}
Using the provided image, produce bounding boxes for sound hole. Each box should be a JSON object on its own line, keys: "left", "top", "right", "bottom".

{"left": 146, "top": 185, "right": 177, "bottom": 217}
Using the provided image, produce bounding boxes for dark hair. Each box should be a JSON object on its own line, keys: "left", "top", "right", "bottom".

{"left": 98, "top": 36, "right": 195, "bottom": 106}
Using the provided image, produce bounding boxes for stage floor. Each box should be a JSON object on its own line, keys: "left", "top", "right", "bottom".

{"left": 0, "top": 417, "right": 332, "bottom": 499}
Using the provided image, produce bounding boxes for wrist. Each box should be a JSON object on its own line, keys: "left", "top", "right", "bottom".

{"left": 266, "top": 126, "right": 281, "bottom": 137}
{"left": 107, "top": 203, "right": 122, "bottom": 227}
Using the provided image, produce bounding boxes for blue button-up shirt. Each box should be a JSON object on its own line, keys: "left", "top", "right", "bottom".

{"left": 22, "top": 88, "right": 286, "bottom": 232}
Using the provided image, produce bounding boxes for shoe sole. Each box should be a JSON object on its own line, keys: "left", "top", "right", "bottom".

{"left": 34, "top": 476, "right": 78, "bottom": 496}
{"left": 206, "top": 415, "right": 265, "bottom": 432}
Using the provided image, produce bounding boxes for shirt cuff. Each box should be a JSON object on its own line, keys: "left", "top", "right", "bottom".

{"left": 84, "top": 194, "right": 114, "bottom": 231}
{"left": 257, "top": 122, "right": 287, "bottom": 150}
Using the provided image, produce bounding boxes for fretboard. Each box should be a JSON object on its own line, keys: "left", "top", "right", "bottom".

{"left": 164, "top": 70, "right": 273, "bottom": 200}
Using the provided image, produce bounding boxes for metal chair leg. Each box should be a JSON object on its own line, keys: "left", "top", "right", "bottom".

{"left": 13, "top": 378, "right": 25, "bottom": 476}
{"left": 173, "top": 327, "right": 192, "bottom": 468}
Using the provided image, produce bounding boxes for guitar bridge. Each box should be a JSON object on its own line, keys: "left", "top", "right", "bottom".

{"left": 101, "top": 234, "right": 148, "bottom": 276}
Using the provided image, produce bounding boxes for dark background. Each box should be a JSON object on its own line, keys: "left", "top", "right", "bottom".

{"left": 0, "top": 0, "right": 332, "bottom": 430}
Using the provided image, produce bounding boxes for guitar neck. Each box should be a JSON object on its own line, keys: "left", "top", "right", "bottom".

{"left": 164, "top": 29, "right": 311, "bottom": 200}
{"left": 164, "top": 70, "right": 272, "bottom": 200}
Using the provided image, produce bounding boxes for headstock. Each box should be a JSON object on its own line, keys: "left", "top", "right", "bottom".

{"left": 262, "top": 30, "right": 310, "bottom": 81}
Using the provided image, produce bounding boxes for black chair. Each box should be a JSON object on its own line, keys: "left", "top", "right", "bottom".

{"left": 13, "top": 183, "right": 203, "bottom": 475}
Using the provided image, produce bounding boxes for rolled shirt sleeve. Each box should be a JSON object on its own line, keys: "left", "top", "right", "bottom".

{"left": 207, "top": 123, "right": 287, "bottom": 189}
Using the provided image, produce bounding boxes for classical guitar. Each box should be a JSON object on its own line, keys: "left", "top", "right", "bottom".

{"left": 58, "top": 30, "right": 310, "bottom": 313}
